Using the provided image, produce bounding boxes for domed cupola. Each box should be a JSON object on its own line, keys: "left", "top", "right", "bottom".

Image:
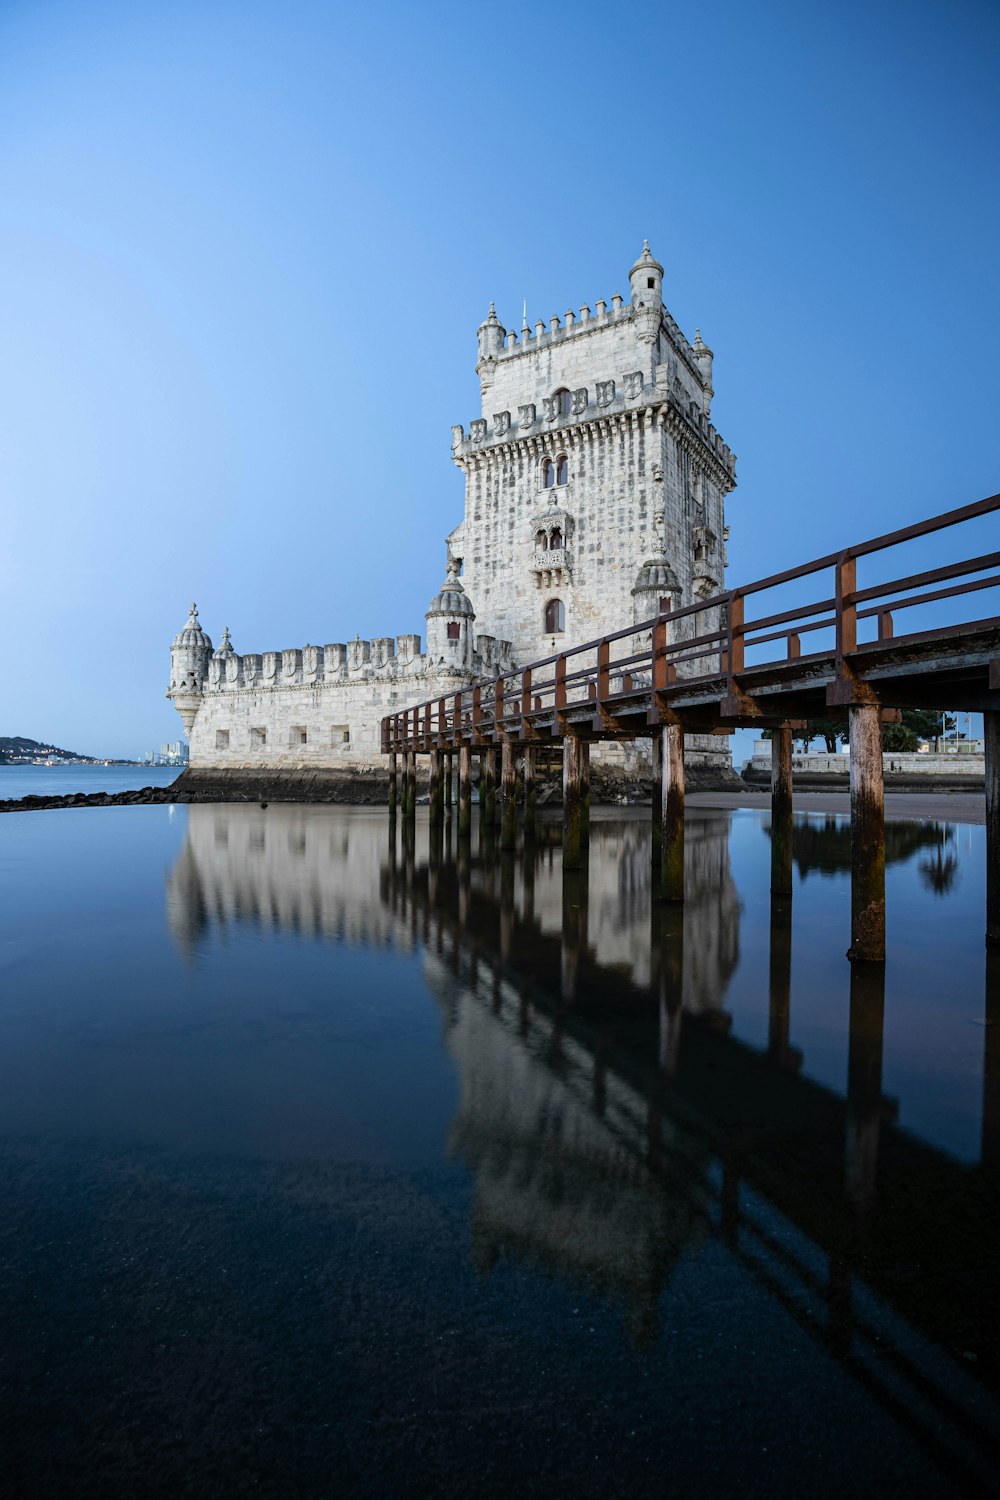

{"left": 425, "top": 557, "right": 476, "bottom": 669}
{"left": 213, "top": 625, "right": 235, "bottom": 657}
{"left": 167, "top": 603, "right": 214, "bottom": 731}
{"left": 172, "top": 602, "right": 213, "bottom": 655}
{"left": 631, "top": 557, "right": 682, "bottom": 623}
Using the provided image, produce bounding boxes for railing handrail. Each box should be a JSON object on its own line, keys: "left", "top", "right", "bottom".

{"left": 383, "top": 492, "right": 1000, "bottom": 746}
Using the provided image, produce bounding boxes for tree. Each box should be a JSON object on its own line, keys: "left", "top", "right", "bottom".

{"left": 882, "top": 709, "right": 956, "bottom": 752}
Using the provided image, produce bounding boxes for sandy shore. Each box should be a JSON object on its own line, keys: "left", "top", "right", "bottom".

{"left": 686, "top": 789, "right": 986, "bottom": 824}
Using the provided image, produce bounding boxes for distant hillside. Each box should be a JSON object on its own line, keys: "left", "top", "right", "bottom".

{"left": 1, "top": 736, "right": 99, "bottom": 764}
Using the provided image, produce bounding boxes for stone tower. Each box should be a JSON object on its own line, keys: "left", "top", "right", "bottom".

{"left": 447, "top": 243, "right": 736, "bottom": 666}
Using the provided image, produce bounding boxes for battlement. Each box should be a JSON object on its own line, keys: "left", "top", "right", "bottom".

{"left": 452, "top": 365, "right": 736, "bottom": 481}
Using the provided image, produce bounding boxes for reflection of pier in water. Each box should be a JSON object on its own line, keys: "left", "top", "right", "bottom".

{"left": 166, "top": 805, "right": 1000, "bottom": 1489}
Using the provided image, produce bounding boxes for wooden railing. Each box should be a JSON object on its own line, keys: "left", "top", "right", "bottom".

{"left": 382, "top": 493, "right": 1000, "bottom": 753}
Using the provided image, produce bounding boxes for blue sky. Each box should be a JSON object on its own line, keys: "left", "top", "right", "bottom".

{"left": 1, "top": 0, "right": 998, "bottom": 758}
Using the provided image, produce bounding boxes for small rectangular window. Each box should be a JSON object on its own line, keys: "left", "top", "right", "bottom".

{"left": 251, "top": 726, "right": 267, "bottom": 748}
{"left": 659, "top": 596, "right": 671, "bottom": 614}
{"left": 446, "top": 622, "right": 460, "bottom": 640}
{"left": 647, "top": 277, "right": 655, "bottom": 289}
{"left": 331, "top": 725, "right": 350, "bottom": 746}
{"left": 215, "top": 729, "right": 230, "bottom": 749}
{"left": 290, "top": 726, "right": 307, "bottom": 747}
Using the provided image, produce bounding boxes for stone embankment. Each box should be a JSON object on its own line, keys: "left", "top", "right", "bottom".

{"left": 0, "top": 760, "right": 743, "bottom": 812}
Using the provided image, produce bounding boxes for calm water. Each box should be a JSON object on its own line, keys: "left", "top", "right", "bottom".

{"left": 0, "top": 764, "right": 180, "bottom": 799}
{"left": 0, "top": 802, "right": 997, "bottom": 1498}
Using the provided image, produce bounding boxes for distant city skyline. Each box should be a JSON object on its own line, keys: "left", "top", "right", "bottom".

{"left": 1, "top": 0, "right": 998, "bottom": 757}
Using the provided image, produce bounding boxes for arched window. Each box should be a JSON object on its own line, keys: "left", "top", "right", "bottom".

{"left": 556, "top": 454, "right": 568, "bottom": 485}
{"left": 544, "top": 598, "right": 565, "bottom": 634}
{"left": 554, "top": 388, "right": 571, "bottom": 417}
{"left": 447, "top": 622, "right": 460, "bottom": 640}
{"left": 542, "top": 458, "right": 554, "bottom": 489}
{"left": 659, "top": 595, "right": 672, "bottom": 614}
{"left": 550, "top": 527, "right": 563, "bottom": 550}
{"left": 535, "top": 529, "right": 548, "bottom": 550}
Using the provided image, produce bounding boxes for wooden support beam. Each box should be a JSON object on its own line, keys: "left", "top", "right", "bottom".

{"left": 650, "top": 732, "right": 663, "bottom": 867}
{"left": 563, "top": 735, "right": 584, "bottom": 871}
{"left": 481, "top": 747, "right": 497, "bottom": 826}
{"left": 428, "top": 749, "right": 443, "bottom": 826}
{"left": 500, "top": 738, "right": 517, "bottom": 850}
{"left": 848, "top": 703, "right": 885, "bottom": 962}
{"left": 523, "top": 745, "right": 537, "bottom": 840}
{"left": 845, "top": 961, "right": 886, "bottom": 1209}
{"left": 388, "top": 751, "right": 397, "bottom": 816}
{"left": 444, "top": 752, "right": 453, "bottom": 808}
{"left": 768, "top": 898, "right": 793, "bottom": 1067}
{"left": 458, "top": 746, "right": 472, "bottom": 840}
{"left": 580, "top": 741, "right": 591, "bottom": 851}
{"left": 987, "top": 711, "right": 1000, "bottom": 947}
{"left": 660, "top": 722, "right": 685, "bottom": 903}
{"left": 771, "top": 725, "right": 793, "bottom": 898}
{"left": 404, "top": 750, "right": 417, "bottom": 820}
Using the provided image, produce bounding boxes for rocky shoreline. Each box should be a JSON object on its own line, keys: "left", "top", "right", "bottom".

{"left": 0, "top": 761, "right": 746, "bottom": 813}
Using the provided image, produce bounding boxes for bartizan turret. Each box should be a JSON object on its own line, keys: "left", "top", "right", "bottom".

{"left": 425, "top": 557, "right": 476, "bottom": 671}
{"left": 476, "top": 302, "right": 505, "bottom": 394}
{"left": 167, "top": 603, "right": 213, "bottom": 731}
{"left": 629, "top": 240, "right": 664, "bottom": 344}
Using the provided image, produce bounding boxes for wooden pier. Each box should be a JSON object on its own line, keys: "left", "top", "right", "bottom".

{"left": 383, "top": 494, "right": 1000, "bottom": 962}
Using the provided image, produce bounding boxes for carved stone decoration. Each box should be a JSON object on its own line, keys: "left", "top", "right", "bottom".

{"left": 242, "top": 653, "right": 258, "bottom": 685}
{"left": 348, "top": 637, "right": 371, "bottom": 672}
{"left": 451, "top": 425, "right": 464, "bottom": 451}
{"left": 493, "top": 410, "right": 510, "bottom": 437}
{"left": 596, "top": 379, "right": 615, "bottom": 408}
{"left": 470, "top": 419, "right": 487, "bottom": 443}
{"left": 571, "top": 388, "right": 588, "bottom": 415}
{"left": 263, "top": 651, "right": 278, "bottom": 681}
{"left": 208, "top": 658, "right": 222, "bottom": 687}
{"left": 225, "top": 654, "right": 240, "bottom": 683}
{"left": 518, "top": 403, "right": 536, "bottom": 428}
{"left": 623, "top": 371, "right": 643, "bottom": 399}
{"left": 282, "top": 649, "right": 301, "bottom": 682}
{"left": 303, "top": 645, "right": 321, "bottom": 682}
{"left": 542, "top": 396, "right": 558, "bottom": 422}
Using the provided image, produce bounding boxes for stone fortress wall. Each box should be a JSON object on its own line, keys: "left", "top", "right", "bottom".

{"left": 168, "top": 244, "right": 737, "bottom": 778}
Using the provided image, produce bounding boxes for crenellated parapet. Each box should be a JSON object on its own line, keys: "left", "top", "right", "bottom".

{"left": 452, "top": 365, "right": 736, "bottom": 489}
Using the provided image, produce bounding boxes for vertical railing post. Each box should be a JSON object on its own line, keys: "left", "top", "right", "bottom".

{"left": 836, "top": 553, "right": 858, "bottom": 672}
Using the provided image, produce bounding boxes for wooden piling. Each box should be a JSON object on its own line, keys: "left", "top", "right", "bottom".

{"left": 563, "top": 736, "right": 584, "bottom": 871}
{"left": 404, "top": 750, "right": 417, "bottom": 819}
{"left": 580, "top": 741, "right": 591, "bottom": 850}
{"left": 428, "top": 749, "right": 443, "bottom": 826}
{"left": 770, "top": 725, "right": 793, "bottom": 897}
{"left": 444, "top": 752, "right": 453, "bottom": 809}
{"left": 986, "top": 711, "right": 1000, "bottom": 947}
{"left": 848, "top": 703, "right": 885, "bottom": 962}
{"left": 522, "top": 746, "right": 536, "bottom": 839}
{"left": 388, "top": 751, "right": 397, "bottom": 816}
{"left": 650, "top": 733, "right": 663, "bottom": 866}
{"left": 500, "top": 738, "right": 517, "bottom": 850}
{"left": 660, "top": 722, "right": 685, "bottom": 902}
{"left": 482, "top": 748, "right": 497, "bottom": 826}
{"left": 458, "top": 745, "right": 472, "bottom": 840}
{"left": 845, "top": 960, "right": 886, "bottom": 1208}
